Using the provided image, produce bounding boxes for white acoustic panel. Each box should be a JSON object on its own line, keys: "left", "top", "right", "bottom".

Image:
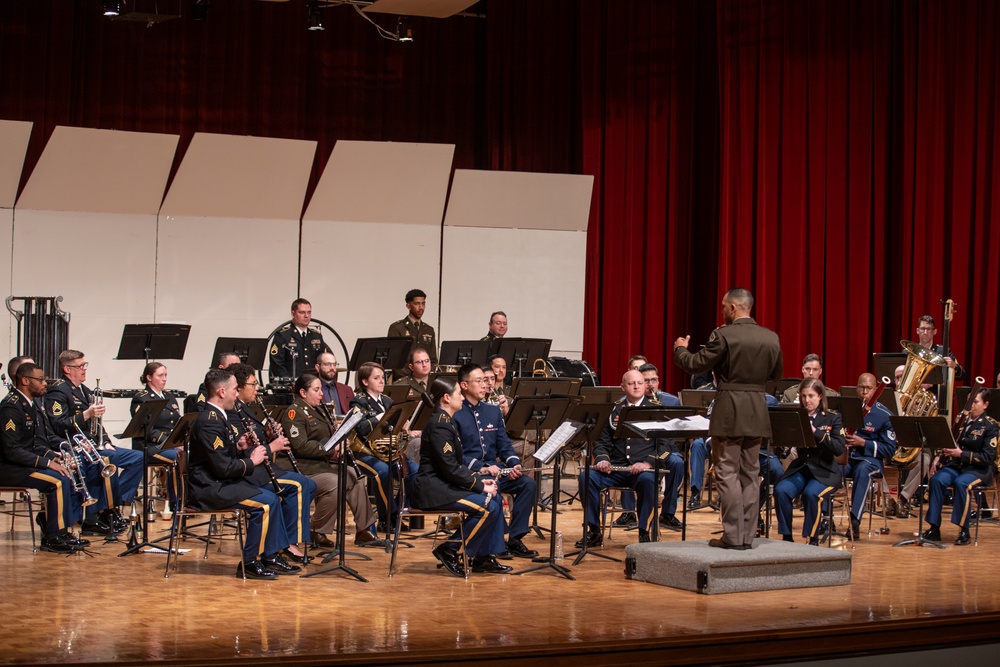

{"left": 0, "top": 209, "right": 13, "bottom": 364}
{"left": 11, "top": 210, "right": 159, "bottom": 440}
{"left": 161, "top": 133, "right": 316, "bottom": 220}
{"left": 16, "top": 126, "right": 178, "bottom": 215}
{"left": 305, "top": 140, "right": 454, "bottom": 226}
{"left": 440, "top": 226, "right": 586, "bottom": 358}
{"left": 299, "top": 220, "right": 442, "bottom": 384}
{"left": 155, "top": 214, "right": 301, "bottom": 396}
{"left": 445, "top": 169, "right": 594, "bottom": 232}
{"left": 0, "top": 120, "right": 32, "bottom": 209}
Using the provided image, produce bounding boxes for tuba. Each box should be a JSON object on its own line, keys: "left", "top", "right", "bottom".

{"left": 890, "top": 340, "right": 948, "bottom": 465}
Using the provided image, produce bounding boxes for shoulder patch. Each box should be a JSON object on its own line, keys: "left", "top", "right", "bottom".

{"left": 208, "top": 411, "right": 218, "bottom": 420}
{"left": 4, "top": 419, "right": 15, "bottom": 432}
{"left": 279, "top": 324, "right": 291, "bottom": 332}
{"left": 289, "top": 425, "right": 299, "bottom": 438}
{"left": 287, "top": 408, "right": 296, "bottom": 421}
{"left": 212, "top": 436, "right": 224, "bottom": 450}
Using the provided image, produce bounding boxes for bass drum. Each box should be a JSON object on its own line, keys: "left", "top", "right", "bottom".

{"left": 544, "top": 356, "right": 599, "bottom": 387}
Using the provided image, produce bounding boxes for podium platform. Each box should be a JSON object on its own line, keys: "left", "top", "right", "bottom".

{"left": 625, "top": 538, "right": 852, "bottom": 595}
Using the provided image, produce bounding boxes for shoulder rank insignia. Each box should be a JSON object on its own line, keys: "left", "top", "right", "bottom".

{"left": 289, "top": 425, "right": 299, "bottom": 438}
{"left": 197, "top": 393, "right": 205, "bottom": 403}
{"left": 51, "top": 402, "right": 63, "bottom": 416}
{"left": 212, "top": 436, "right": 224, "bottom": 450}
{"left": 4, "top": 419, "right": 15, "bottom": 432}
{"left": 287, "top": 408, "right": 296, "bottom": 421}
{"left": 443, "top": 443, "right": 453, "bottom": 454}
{"left": 208, "top": 411, "right": 218, "bottom": 420}
{"left": 270, "top": 343, "right": 279, "bottom": 356}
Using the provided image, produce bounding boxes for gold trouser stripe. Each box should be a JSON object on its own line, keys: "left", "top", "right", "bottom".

{"left": 277, "top": 477, "right": 305, "bottom": 543}
{"left": 357, "top": 459, "right": 389, "bottom": 511}
{"left": 30, "top": 471, "right": 66, "bottom": 530}
{"left": 456, "top": 497, "right": 490, "bottom": 553}
{"left": 808, "top": 486, "right": 836, "bottom": 537}
{"left": 239, "top": 498, "right": 270, "bottom": 557}
{"left": 958, "top": 478, "right": 983, "bottom": 526}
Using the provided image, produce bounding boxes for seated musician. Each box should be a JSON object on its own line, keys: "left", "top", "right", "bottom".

{"left": 315, "top": 352, "right": 354, "bottom": 416}
{"left": 774, "top": 379, "right": 846, "bottom": 545}
{"left": 45, "top": 349, "right": 144, "bottom": 537}
{"left": 780, "top": 354, "right": 839, "bottom": 403}
{"left": 634, "top": 363, "right": 683, "bottom": 531}
{"left": 922, "top": 388, "right": 998, "bottom": 546}
{"left": 481, "top": 311, "right": 507, "bottom": 358}
{"left": 453, "top": 363, "right": 538, "bottom": 560}
{"left": 576, "top": 369, "right": 666, "bottom": 548}
{"left": 842, "top": 373, "right": 897, "bottom": 539}
{"left": 281, "top": 373, "right": 384, "bottom": 549}
{"left": 410, "top": 376, "right": 510, "bottom": 576}
{"left": 188, "top": 368, "right": 312, "bottom": 579}
{"left": 489, "top": 354, "right": 509, "bottom": 390}
{"left": 627, "top": 354, "right": 648, "bottom": 372}
{"left": 189, "top": 352, "right": 241, "bottom": 412}
{"left": 393, "top": 348, "right": 433, "bottom": 466}
{"left": 387, "top": 288, "right": 438, "bottom": 378}
{"left": 130, "top": 362, "right": 182, "bottom": 506}
{"left": 0, "top": 361, "right": 89, "bottom": 553}
{"left": 348, "top": 361, "right": 418, "bottom": 532}
{"left": 269, "top": 298, "right": 329, "bottom": 380}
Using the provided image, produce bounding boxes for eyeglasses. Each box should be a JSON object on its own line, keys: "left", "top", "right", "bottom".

{"left": 916, "top": 327, "right": 934, "bottom": 333}
{"left": 26, "top": 375, "right": 48, "bottom": 382}
{"left": 245, "top": 381, "right": 259, "bottom": 388}
{"left": 412, "top": 359, "right": 432, "bottom": 365}
{"left": 464, "top": 378, "right": 486, "bottom": 384}
{"left": 67, "top": 363, "right": 89, "bottom": 370}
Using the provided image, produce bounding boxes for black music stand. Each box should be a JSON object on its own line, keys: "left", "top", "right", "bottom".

{"left": 505, "top": 396, "right": 575, "bottom": 539}
{"left": 559, "top": 401, "right": 618, "bottom": 566}
{"left": 496, "top": 338, "right": 552, "bottom": 381}
{"left": 580, "top": 386, "right": 624, "bottom": 404}
{"left": 368, "top": 401, "right": 420, "bottom": 551}
{"left": 767, "top": 378, "right": 802, "bottom": 401}
{"left": 348, "top": 337, "right": 411, "bottom": 378}
{"left": 116, "top": 398, "right": 168, "bottom": 556}
{"left": 620, "top": 407, "right": 703, "bottom": 541}
{"left": 680, "top": 389, "right": 717, "bottom": 411}
{"left": 212, "top": 337, "right": 268, "bottom": 369}
{"left": 766, "top": 408, "right": 816, "bottom": 540}
{"left": 511, "top": 399, "right": 578, "bottom": 581}
{"left": 510, "top": 376, "right": 581, "bottom": 398}
{"left": 873, "top": 352, "right": 907, "bottom": 385}
{"left": 438, "top": 340, "right": 490, "bottom": 368}
{"left": 827, "top": 396, "right": 863, "bottom": 431}
{"left": 116, "top": 324, "right": 191, "bottom": 364}
{"left": 889, "top": 415, "right": 952, "bottom": 549}
{"left": 383, "top": 384, "right": 417, "bottom": 404}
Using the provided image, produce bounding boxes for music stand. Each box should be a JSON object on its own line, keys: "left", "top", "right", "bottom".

{"left": 510, "top": 398, "right": 578, "bottom": 580}
{"left": 765, "top": 408, "right": 817, "bottom": 540}
{"left": 116, "top": 324, "right": 191, "bottom": 365}
{"left": 620, "top": 407, "right": 703, "bottom": 541}
{"left": 211, "top": 337, "right": 268, "bottom": 369}
{"left": 827, "top": 396, "right": 863, "bottom": 431}
{"left": 505, "top": 396, "right": 576, "bottom": 539}
{"left": 767, "top": 378, "right": 802, "bottom": 400}
{"left": 580, "top": 386, "right": 624, "bottom": 404}
{"left": 348, "top": 337, "right": 411, "bottom": 377}
{"left": 438, "top": 340, "right": 490, "bottom": 368}
{"left": 496, "top": 338, "right": 552, "bottom": 381}
{"left": 889, "top": 415, "right": 952, "bottom": 549}
{"left": 680, "top": 389, "right": 717, "bottom": 411}
{"left": 366, "top": 401, "right": 420, "bottom": 551}
{"left": 115, "top": 398, "right": 168, "bottom": 555}
{"left": 873, "top": 352, "right": 908, "bottom": 385}
{"left": 510, "top": 377, "right": 581, "bottom": 398}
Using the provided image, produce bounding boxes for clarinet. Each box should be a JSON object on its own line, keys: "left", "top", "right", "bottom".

{"left": 255, "top": 395, "right": 301, "bottom": 474}
{"left": 237, "top": 412, "right": 284, "bottom": 497}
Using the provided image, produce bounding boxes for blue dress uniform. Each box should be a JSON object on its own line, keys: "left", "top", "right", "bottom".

{"left": 188, "top": 404, "right": 312, "bottom": 563}
{"left": 925, "top": 413, "right": 998, "bottom": 536}
{"left": 843, "top": 401, "right": 897, "bottom": 523}
{"left": 268, "top": 324, "right": 328, "bottom": 379}
{"left": 453, "top": 397, "right": 536, "bottom": 542}
{"left": 130, "top": 386, "right": 182, "bottom": 505}
{"left": 348, "top": 392, "right": 418, "bottom": 524}
{"left": 775, "top": 410, "right": 846, "bottom": 541}
{"left": 44, "top": 377, "right": 144, "bottom": 523}
{"left": 579, "top": 396, "right": 668, "bottom": 536}
{"left": 0, "top": 390, "right": 82, "bottom": 542}
{"left": 410, "top": 408, "right": 506, "bottom": 558}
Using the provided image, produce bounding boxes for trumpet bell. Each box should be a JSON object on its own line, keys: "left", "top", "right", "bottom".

{"left": 100, "top": 463, "right": 117, "bottom": 478}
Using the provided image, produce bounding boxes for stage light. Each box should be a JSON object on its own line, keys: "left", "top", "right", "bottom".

{"left": 396, "top": 16, "right": 413, "bottom": 42}
{"left": 191, "top": 0, "right": 209, "bottom": 22}
{"left": 103, "top": 0, "right": 121, "bottom": 16}
{"left": 308, "top": 0, "right": 324, "bottom": 31}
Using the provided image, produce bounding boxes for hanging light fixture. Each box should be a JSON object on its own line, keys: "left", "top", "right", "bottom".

{"left": 307, "top": 0, "right": 324, "bottom": 31}
{"left": 396, "top": 16, "right": 413, "bottom": 42}
{"left": 103, "top": 0, "right": 121, "bottom": 16}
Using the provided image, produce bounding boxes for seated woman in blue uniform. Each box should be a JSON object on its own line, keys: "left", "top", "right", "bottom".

{"left": 774, "top": 378, "right": 846, "bottom": 545}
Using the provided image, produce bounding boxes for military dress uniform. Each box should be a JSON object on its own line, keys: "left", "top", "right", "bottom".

{"left": 348, "top": 392, "right": 418, "bottom": 524}
{"left": 188, "top": 403, "right": 312, "bottom": 569}
{"left": 453, "top": 397, "right": 536, "bottom": 551}
{"left": 130, "top": 385, "right": 183, "bottom": 506}
{"left": 774, "top": 410, "right": 846, "bottom": 542}
{"left": 269, "top": 324, "right": 328, "bottom": 378}
{"left": 619, "top": 391, "right": 685, "bottom": 525}
{"left": 386, "top": 317, "right": 437, "bottom": 375}
{"left": 674, "top": 316, "right": 783, "bottom": 548}
{"left": 278, "top": 398, "right": 376, "bottom": 538}
{"left": 410, "top": 408, "right": 506, "bottom": 560}
{"left": 843, "top": 401, "right": 897, "bottom": 526}
{"left": 0, "top": 390, "right": 83, "bottom": 549}
{"left": 924, "top": 412, "right": 998, "bottom": 542}
{"left": 44, "top": 377, "right": 144, "bottom": 526}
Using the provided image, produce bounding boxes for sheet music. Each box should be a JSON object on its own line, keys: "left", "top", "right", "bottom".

{"left": 322, "top": 409, "right": 368, "bottom": 452}
{"left": 631, "top": 415, "right": 711, "bottom": 432}
{"left": 533, "top": 420, "right": 583, "bottom": 465}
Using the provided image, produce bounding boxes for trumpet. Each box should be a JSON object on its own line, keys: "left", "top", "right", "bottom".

{"left": 72, "top": 423, "right": 117, "bottom": 478}
{"left": 89, "top": 378, "right": 104, "bottom": 443}
{"left": 58, "top": 442, "right": 97, "bottom": 506}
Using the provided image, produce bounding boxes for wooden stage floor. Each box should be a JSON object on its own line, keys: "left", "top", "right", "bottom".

{"left": 3, "top": 485, "right": 1000, "bottom": 667}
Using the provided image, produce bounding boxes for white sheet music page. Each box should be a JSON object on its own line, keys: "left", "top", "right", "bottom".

{"left": 322, "top": 408, "right": 370, "bottom": 452}
{"left": 533, "top": 420, "right": 583, "bottom": 464}
{"left": 630, "top": 415, "right": 711, "bottom": 433}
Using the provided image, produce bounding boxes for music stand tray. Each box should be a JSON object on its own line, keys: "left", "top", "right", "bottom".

{"left": 116, "top": 324, "right": 191, "bottom": 363}
{"left": 438, "top": 340, "right": 490, "bottom": 368}
{"left": 888, "top": 415, "right": 952, "bottom": 549}
{"left": 211, "top": 337, "right": 268, "bottom": 369}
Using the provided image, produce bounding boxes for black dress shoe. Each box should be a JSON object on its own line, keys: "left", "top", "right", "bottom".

{"left": 311, "top": 532, "right": 336, "bottom": 548}
{"left": 850, "top": 518, "right": 861, "bottom": 541}
{"left": 817, "top": 518, "right": 830, "bottom": 536}
{"left": 659, "top": 514, "right": 682, "bottom": 531}
{"left": 281, "top": 549, "right": 312, "bottom": 565}
{"left": 687, "top": 494, "right": 703, "bottom": 511}
{"left": 708, "top": 538, "right": 746, "bottom": 550}
{"left": 574, "top": 527, "right": 603, "bottom": 549}
{"left": 896, "top": 500, "right": 911, "bottom": 519}
{"left": 239, "top": 560, "right": 278, "bottom": 580}
{"left": 432, "top": 544, "right": 465, "bottom": 578}
{"left": 40, "top": 534, "right": 78, "bottom": 554}
{"left": 354, "top": 533, "right": 387, "bottom": 548}
{"left": 261, "top": 554, "right": 302, "bottom": 575}
{"left": 808, "top": 537, "right": 820, "bottom": 546}
{"left": 612, "top": 511, "right": 637, "bottom": 528}
{"left": 782, "top": 534, "right": 794, "bottom": 542}
{"left": 505, "top": 537, "right": 538, "bottom": 559}
{"left": 101, "top": 509, "right": 130, "bottom": 531}
{"left": 955, "top": 530, "right": 971, "bottom": 546}
{"left": 638, "top": 529, "right": 651, "bottom": 543}
{"left": 921, "top": 526, "right": 942, "bottom": 542}
{"left": 471, "top": 555, "right": 514, "bottom": 574}
{"left": 81, "top": 518, "right": 120, "bottom": 536}
{"left": 495, "top": 550, "right": 514, "bottom": 560}
{"left": 64, "top": 534, "right": 90, "bottom": 550}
